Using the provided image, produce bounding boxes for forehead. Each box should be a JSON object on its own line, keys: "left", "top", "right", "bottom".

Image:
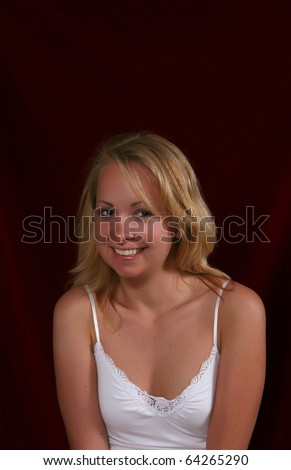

{"left": 96, "top": 162, "right": 163, "bottom": 210}
{"left": 97, "top": 161, "right": 150, "bottom": 189}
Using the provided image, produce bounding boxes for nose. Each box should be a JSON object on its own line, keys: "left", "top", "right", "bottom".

{"left": 110, "top": 215, "right": 143, "bottom": 244}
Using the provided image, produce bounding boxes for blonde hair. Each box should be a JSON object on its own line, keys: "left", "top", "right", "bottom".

{"left": 69, "top": 132, "right": 229, "bottom": 311}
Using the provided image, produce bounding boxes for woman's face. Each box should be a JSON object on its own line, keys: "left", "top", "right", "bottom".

{"left": 94, "top": 162, "right": 177, "bottom": 281}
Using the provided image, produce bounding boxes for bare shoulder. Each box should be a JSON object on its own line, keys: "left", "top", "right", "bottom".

{"left": 54, "top": 286, "right": 90, "bottom": 312}
{"left": 208, "top": 280, "right": 266, "bottom": 448}
{"left": 223, "top": 280, "right": 265, "bottom": 317}
{"left": 53, "top": 287, "right": 109, "bottom": 449}
{"left": 220, "top": 280, "right": 266, "bottom": 345}
{"left": 53, "top": 286, "right": 92, "bottom": 333}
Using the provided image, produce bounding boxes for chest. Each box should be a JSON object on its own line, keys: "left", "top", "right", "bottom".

{"left": 95, "top": 339, "right": 219, "bottom": 449}
{"left": 98, "top": 302, "right": 216, "bottom": 400}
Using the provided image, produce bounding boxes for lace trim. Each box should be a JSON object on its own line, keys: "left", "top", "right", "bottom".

{"left": 94, "top": 342, "right": 219, "bottom": 417}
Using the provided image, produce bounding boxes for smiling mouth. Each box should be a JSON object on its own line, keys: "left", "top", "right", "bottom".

{"left": 113, "top": 248, "right": 145, "bottom": 256}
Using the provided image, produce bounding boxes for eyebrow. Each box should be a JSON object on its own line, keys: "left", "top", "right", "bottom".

{"left": 96, "top": 200, "right": 143, "bottom": 207}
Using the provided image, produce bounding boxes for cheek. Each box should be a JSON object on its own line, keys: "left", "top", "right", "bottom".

{"left": 146, "top": 219, "right": 176, "bottom": 245}
{"left": 94, "top": 221, "right": 111, "bottom": 243}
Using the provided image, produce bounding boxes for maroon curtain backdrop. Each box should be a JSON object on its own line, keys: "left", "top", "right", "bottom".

{"left": 0, "top": 1, "right": 290, "bottom": 449}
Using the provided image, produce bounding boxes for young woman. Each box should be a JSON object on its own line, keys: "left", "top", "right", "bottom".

{"left": 53, "top": 132, "right": 266, "bottom": 450}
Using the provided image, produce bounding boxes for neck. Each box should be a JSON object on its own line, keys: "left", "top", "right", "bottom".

{"left": 116, "top": 269, "right": 195, "bottom": 316}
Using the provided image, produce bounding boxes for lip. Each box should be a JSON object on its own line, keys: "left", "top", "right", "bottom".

{"left": 110, "top": 246, "right": 147, "bottom": 259}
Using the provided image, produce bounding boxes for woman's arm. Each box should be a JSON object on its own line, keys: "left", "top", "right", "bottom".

{"left": 53, "top": 288, "right": 109, "bottom": 450}
{"left": 207, "top": 282, "right": 266, "bottom": 449}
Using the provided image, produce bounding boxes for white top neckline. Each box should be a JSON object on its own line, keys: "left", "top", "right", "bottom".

{"left": 94, "top": 340, "right": 219, "bottom": 416}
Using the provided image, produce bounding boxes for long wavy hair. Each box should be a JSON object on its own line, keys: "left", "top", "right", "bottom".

{"left": 69, "top": 132, "right": 229, "bottom": 315}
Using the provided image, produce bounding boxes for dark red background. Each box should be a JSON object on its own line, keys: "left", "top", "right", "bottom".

{"left": 0, "top": 1, "right": 290, "bottom": 449}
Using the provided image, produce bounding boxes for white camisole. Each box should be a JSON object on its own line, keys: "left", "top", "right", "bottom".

{"left": 85, "top": 280, "right": 229, "bottom": 450}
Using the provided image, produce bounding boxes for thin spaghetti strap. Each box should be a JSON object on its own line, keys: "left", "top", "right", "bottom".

{"left": 213, "top": 279, "right": 230, "bottom": 348}
{"left": 84, "top": 285, "right": 100, "bottom": 343}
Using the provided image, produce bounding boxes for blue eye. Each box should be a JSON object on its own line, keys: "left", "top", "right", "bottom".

{"left": 98, "top": 207, "right": 115, "bottom": 217}
{"left": 136, "top": 210, "right": 152, "bottom": 218}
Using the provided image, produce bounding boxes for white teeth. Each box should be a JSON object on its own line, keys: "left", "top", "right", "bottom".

{"left": 114, "top": 248, "right": 141, "bottom": 256}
